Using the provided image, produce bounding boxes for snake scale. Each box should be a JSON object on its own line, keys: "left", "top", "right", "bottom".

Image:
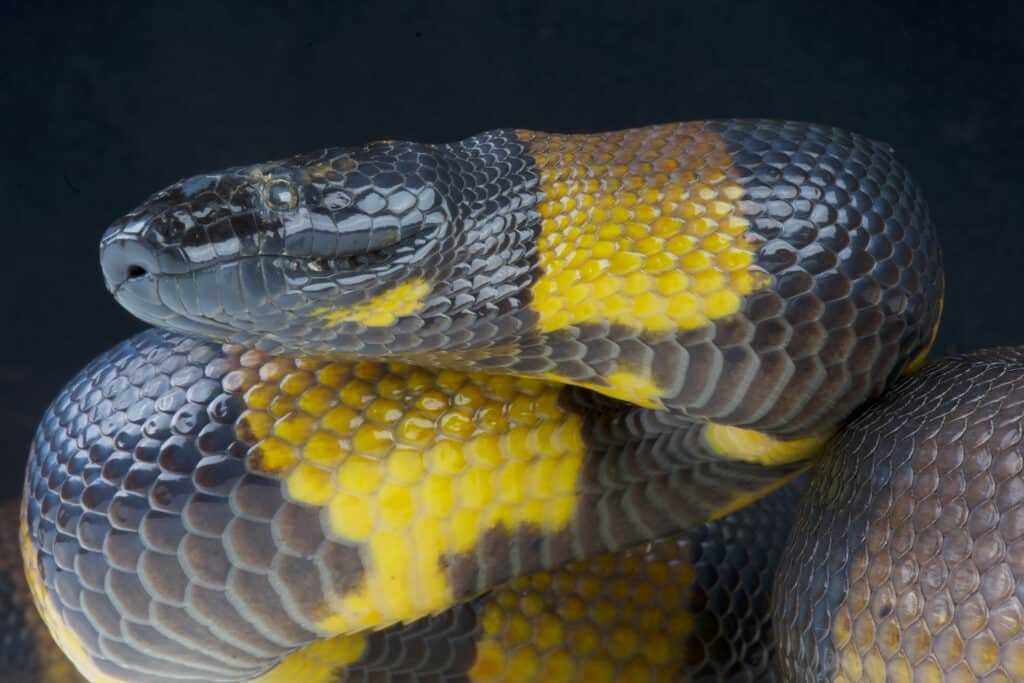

{"left": 4, "top": 120, "right": 1017, "bottom": 682}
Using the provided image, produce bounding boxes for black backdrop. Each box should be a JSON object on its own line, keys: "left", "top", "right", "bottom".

{"left": 2, "top": 1, "right": 1022, "bottom": 501}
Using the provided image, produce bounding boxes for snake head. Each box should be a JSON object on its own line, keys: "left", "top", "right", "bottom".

{"left": 99, "top": 132, "right": 540, "bottom": 356}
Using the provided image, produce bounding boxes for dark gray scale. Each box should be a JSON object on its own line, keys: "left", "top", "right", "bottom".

{"left": 336, "top": 601, "right": 482, "bottom": 682}
{"left": 772, "top": 348, "right": 1024, "bottom": 682}
{"left": 567, "top": 387, "right": 804, "bottom": 556}
{"left": 333, "top": 129, "right": 542, "bottom": 357}
{"left": 443, "top": 526, "right": 574, "bottom": 603}
{"left": 22, "top": 329, "right": 361, "bottom": 682}
{"left": 676, "top": 120, "right": 943, "bottom": 437}
{"left": 683, "top": 479, "right": 801, "bottom": 682}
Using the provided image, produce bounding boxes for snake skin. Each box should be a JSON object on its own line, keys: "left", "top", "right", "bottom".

{"left": 773, "top": 349, "right": 1024, "bottom": 682}
{"left": 9, "top": 455, "right": 799, "bottom": 683}
{"left": 21, "top": 120, "right": 944, "bottom": 681}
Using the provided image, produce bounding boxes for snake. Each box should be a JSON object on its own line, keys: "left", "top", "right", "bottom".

{"left": 9, "top": 118, "right": 1014, "bottom": 682}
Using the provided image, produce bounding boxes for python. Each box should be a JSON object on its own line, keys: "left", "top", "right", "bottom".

{"left": 15, "top": 120, "right": 1007, "bottom": 683}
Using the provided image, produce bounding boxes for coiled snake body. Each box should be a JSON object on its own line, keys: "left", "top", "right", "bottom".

{"left": 10, "top": 120, "right": 1012, "bottom": 682}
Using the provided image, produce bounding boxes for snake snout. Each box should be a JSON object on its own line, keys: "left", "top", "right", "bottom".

{"left": 99, "top": 227, "right": 162, "bottom": 293}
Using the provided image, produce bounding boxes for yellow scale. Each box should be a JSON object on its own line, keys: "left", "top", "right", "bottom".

{"left": 519, "top": 125, "right": 769, "bottom": 409}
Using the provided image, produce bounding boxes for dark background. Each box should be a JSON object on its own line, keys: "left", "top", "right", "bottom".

{"left": 2, "top": 1, "right": 1022, "bottom": 501}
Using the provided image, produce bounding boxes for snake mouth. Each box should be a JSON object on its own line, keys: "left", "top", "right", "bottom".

{"left": 107, "top": 252, "right": 406, "bottom": 348}
{"left": 112, "top": 270, "right": 243, "bottom": 341}
{"left": 101, "top": 211, "right": 442, "bottom": 352}
{"left": 108, "top": 257, "right": 283, "bottom": 344}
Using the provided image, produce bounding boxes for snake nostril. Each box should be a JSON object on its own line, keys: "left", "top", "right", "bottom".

{"left": 126, "top": 264, "right": 148, "bottom": 280}
{"left": 100, "top": 234, "right": 162, "bottom": 292}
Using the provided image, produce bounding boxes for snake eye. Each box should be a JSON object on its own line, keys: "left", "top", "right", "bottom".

{"left": 265, "top": 179, "right": 298, "bottom": 211}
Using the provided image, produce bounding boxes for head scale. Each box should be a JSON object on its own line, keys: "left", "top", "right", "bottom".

{"left": 99, "top": 131, "right": 540, "bottom": 355}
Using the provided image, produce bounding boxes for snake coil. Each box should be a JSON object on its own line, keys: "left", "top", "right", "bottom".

{"left": 16, "top": 120, "right": 964, "bottom": 682}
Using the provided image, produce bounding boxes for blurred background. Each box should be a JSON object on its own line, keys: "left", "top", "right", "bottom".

{"left": 2, "top": 1, "right": 1022, "bottom": 501}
